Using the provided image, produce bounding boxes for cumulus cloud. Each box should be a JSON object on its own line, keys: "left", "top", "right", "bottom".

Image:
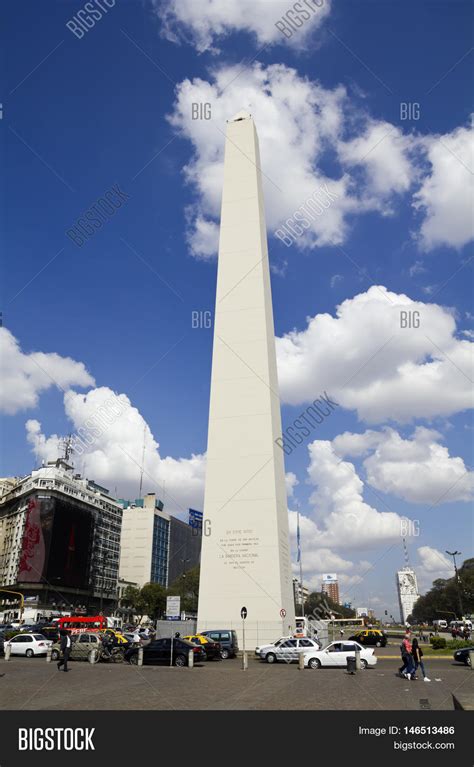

{"left": 338, "top": 120, "right": 417, "bottom": 200}
{"left": 26, "top": 387, "right": 206, "bottom": 515}
{"left": 0, "top": 328, "right": 94, "bottom": 415}
{"left": 305, "top": 440, "right": 404, "bottom": 548}
{"left": 414, "top": 120, "right": 474, "bottom": 250}
{"left": 417, "top": 546, "right": 453, "bottom": 590}
{"left": 333, "top": 426, "right": 474, "bottom": 504}
{"left": 154, "top": 0, "right": 332, "bottom": 53}
{"left": 276, "top": 286, "right": 473, "bottom": 423}
{"left": 168, "top": 64, "right": 473, "bottom": 258}
{"left": 285, "top": 471, "right": 299, "bottom": 498}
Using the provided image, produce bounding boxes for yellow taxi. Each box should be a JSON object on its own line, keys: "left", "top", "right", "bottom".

{"left": 182, "top": 634, "right": 222, "bottom": 660}
{"left": 101, "top": 629, "right": 129, "bottom": 645}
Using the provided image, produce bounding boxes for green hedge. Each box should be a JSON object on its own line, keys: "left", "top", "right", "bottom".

{"left": 430, "top": 636, "right": 446, "bottom": 649}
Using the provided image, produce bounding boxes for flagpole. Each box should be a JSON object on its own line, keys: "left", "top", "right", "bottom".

{"left": 297, "top": 511, "right": 304, "bottom": 617}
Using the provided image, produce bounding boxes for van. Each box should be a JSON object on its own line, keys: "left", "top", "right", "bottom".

{"left": 200, "top": 630, "right": 239, "bottom": 659}
{"left": 433, "top": 620, "right": 447, "bottom": 629}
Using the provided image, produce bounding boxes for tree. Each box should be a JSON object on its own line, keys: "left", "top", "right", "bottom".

{"left": 120, "top": 585, "right": 147, "bottom": 623}
{"left": 411, "top": 558, "right": 474, "bottom": 623}
{"left": 304, "top": 591, "right": 355, "bottom": 620}
{"left": 140, "top": 583, "right": 167, "bottom": 620}
{"left": 168, "top": 566, "right": 200, "bottom": 613}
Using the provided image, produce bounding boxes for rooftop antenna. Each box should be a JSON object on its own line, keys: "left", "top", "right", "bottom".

{"left": 138, "top": 423, "right": 146, "bottom": 498}
{"left": 402, "top": 536, "right": 410, "bottom": 567}
{"left": 60, "top": 434, "right": 74, "bottom": 465}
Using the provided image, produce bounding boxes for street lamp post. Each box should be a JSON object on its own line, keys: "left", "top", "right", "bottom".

{"left": 445, "top": 550, "right": 464, "bottom": 619}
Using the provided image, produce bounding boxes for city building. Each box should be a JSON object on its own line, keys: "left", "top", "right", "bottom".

{"left": 396, "top": 567, "right": 420, "bottom": 623}
{"left": 197, "top": 112, "right": 296, "bottom": 648}
{"left": 293, "top": 578, "right": 309, "bottom": 610}
{"left": 118, "top": 496, "right": 201, "bottom": 589}
{"left": 322, "top": 573, "right": 340, "bottom": 605}
{"left": 0, "top": 459, "right": 123, "bottom": 622}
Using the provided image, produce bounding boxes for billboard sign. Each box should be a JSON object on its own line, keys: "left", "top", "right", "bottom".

{"left": 322, "top": 573, "right": 338, "bottom": 583}
{"left": 188, "top": 509, "right": 203, "bottom": 529}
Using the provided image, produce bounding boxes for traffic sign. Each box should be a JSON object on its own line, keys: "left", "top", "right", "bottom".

{"left": 240, "top": 606, "right": 248, "bottom": 620}
{"left": 280, "top": 608, "right": 286, "bottom": 618}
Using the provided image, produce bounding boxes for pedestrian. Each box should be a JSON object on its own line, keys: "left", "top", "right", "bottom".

{"left": 339, "top": 628, "right": 344, "bottom": 639}
{"left": 399, "top": 630, "right": 415, "bottom": 680}
{"left": 57, "top": 629, "right": 72, "bottom": 672}
{"left": 412, "top": 637, "right": 430, "bottom": 682}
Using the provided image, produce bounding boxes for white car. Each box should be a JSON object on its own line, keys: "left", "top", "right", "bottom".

{"left": 256, "top": 636, "right": 321, "bottom": 663}
{"left": 5, "top": 633, "right": 53, "bottom": 657}
{"left": 303, "top": 640, "right": 377, "bottom": 669}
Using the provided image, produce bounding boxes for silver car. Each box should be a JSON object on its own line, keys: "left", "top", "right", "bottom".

{"left": 256, "top": 637, "right": 321, "bottom": 663}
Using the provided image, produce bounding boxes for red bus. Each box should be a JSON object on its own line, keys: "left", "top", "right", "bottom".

{"left": 57, "top": 615, "right": 108, "bottom": 635}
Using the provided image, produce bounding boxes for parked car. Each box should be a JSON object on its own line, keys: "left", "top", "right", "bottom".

{"left": 453, "top": 646, "right": 474, "bottom": 666}
{"left": 256, "top": 636, "right": 321, "bottom": 663}
{"left": 126, "top": 637, "right": 204, "bottom": 667}
{"left": 4, "top": 633, "right": 53, "bottom": 657}
{"left": 182, "top": 634, "right": 221, "bottom": 660}
{"left": 51, "top": 632, "right": 102, "bottom": 662}
{"left": 303, "top": 640, "right": 377, "bottom": 669}
{"left": 348, "top": 629, "right": 387, "bottom": 648}
{"left": 200, "top": 630, "right": 239, "bottom": 659}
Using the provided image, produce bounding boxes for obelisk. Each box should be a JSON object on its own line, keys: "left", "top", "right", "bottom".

{"left": 197, "top": 111, "right": 295, "bottom": 648}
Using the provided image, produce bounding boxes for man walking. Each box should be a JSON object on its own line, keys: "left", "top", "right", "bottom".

{"left": 57, "top": 629, "right": 72, "bottom": 672}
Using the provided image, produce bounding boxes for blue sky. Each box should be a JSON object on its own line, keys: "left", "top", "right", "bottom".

{"left": 2, "top": 0, "right": 473, "bottom": 617}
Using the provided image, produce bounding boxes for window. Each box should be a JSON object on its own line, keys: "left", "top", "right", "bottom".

{"left": 328, "top": 643, "right": 342, "bottom": 653}
{"left": 219, "top": 632, "right": 230, "bottom": 641}
{"left": 33, "top": 635, "right": 45, "bottom": 641}
{"left": 79, "top": 635, "right": 89, "bottom": 643}
{"left": 281, "top": 640, "right": 297, "bottom": 648}
{"left": 209, "top": 633, "right": 220, "bottom": 641}
{"left": 343, "top": 643, "right": 357, "bottom": 651}
{"left": 299, "top": 639, "right": 313, "bottom": 647}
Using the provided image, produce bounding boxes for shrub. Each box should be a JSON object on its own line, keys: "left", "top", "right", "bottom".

{"left": 446, "top": 639, "right": 473, "bottom": 650}
{"left": 430, "top": 636, "right": 447, "bottom": 649}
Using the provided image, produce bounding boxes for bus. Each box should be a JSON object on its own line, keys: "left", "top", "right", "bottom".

{"left": 57, "top": 615, "right": 112, "bottom": 635}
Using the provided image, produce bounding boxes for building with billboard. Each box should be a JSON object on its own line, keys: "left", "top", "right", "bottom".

{"left": 322, "top": 573, "right": 340, "bottom": 605}
{"left": 396, "top": 567, "right": 420, "bottom": 623}
{"left": 0, "top": 459, "right": 122, "bottom": 622}
{"left": 118, "top": 497, "right": 201, "bottom": 589}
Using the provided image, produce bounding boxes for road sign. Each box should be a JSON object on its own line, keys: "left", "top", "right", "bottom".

{"left": 166, "top": 596, "right": 181, "bottom": 620}
{"left": 240, "top": 606, "right": 247, "bottom": 620}
{"left": 280, "top": 608, "right": 286, "bottom": 618}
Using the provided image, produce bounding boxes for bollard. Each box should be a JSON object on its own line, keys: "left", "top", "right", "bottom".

{"left": 469, "top": 650, "right": 474, "bottom": 670}
{"left": 4, "top": 643, "right": 11, "bottom": 661}
{"left": 46, "top": 646, "right": 52, "bottom": 663}
{"left": 241, "top": 651, "right": 248, "bottom": 670}
{"left": 188, "top": 649, "right": 194, "bottom": 668}
{"left": 89, "top": 649, "right": 97, "bottom": 664}
{"left": 298, "top": 653, "right": 305, "bottom": 671}
{"left": 355, "top": 646, "right": 361, "bottom": 671}
{"left": 137, "top": 647, "right": 143, "bottom": 667}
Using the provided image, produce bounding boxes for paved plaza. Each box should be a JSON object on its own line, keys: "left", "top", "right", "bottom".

{"left": 1, "top": 655, "right": 471, "bottom": 711}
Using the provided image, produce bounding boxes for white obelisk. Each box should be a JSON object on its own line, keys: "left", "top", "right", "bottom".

{"left": 197, "top": 111, "right": 295, "bottom": 648}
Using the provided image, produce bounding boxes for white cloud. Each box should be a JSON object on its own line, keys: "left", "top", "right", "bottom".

{"left": 413, "top": 120, "right": 474, "bottom": 250}
{"left": 417, "top": 546, "right": 453, "bottom": 591}
{"left": 338, "top": 120, "right": 417, "bottom": 200}
{"left": 276, "top": 285, "right": 473, "bottom": 423}
{"left": 26, "top": 387, "right": 206, "bottom": 515}
{"left": 285, "top": 471, "right": 299, "bottom": 497}
{"left": 305, "top": 440, "right": 404, "bottom": 548}
{"left": 334, "top": 426, "right": 474, "bottom": 505}
{"left": 0, "top": 328, "right": 94, "bottom": 415}
{"left": 169, "top": 64, "right": 473, "bottom": 259}
{"left": 155, "top": 0, "right": 332, "bottom": 53}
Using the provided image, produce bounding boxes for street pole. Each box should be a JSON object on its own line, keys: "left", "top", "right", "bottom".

{"left": 446, "top": 550, "right": 464, "bottom": 618}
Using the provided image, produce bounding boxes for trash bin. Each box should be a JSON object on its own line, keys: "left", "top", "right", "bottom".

{"left": 347, "top": 655, "right": 357, "bottom": 673}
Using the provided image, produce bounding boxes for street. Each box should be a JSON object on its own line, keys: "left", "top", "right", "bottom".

{"left": 1, "top": 655, "right": 471, "bottom": 711}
